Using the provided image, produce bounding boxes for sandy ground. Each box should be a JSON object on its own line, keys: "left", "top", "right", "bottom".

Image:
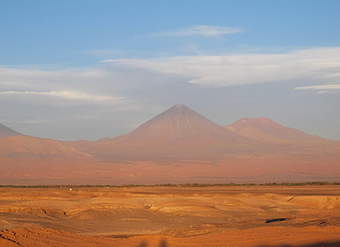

{"left": 1, "top": 185, "right": 340, "bottom": 247}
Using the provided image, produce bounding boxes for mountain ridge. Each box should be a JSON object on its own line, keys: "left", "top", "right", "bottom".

{"left": 226, "top": 117, "right": 331, "bottom": 146}
{"left": 1, "top": 105, "right": 339, "bottom": 184}
{"left": 82, "top": 104, "right": 259, "bottom": 161}
{"left": 0, "top": 123, "right": 21, "bottom": 138}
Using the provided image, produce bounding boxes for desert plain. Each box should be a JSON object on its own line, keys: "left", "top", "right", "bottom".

{"left": 1, "top": 185, "right": 340, "bottom": 247}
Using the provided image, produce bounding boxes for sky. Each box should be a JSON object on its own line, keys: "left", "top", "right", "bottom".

{"left": 0, "top": 0, "right": 340, "bottom": 140}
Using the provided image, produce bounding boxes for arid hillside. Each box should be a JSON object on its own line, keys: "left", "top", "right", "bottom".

{"left": 0, "top": 105, "right": 339, "bottom": 184}
{"left": 77, "top": 104, "right": 260, "bottom": 161}
{"left": 0, "top": 123, "right": 21, "bottom": 138}
{"left": 0, "top": 135, "right": 91, "bottom": 159}
{"left": 71, "top": 105, "right": 340, "bottom": 161}
{"left": 1, "top": 186, "right": 340, "bottom": 247}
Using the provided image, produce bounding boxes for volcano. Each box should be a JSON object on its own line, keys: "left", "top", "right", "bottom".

{"left": 1, "top": 107, "right": 340, "bottom": 185}
{"left": 84, "top": 104, "right": 256, "bottom": 161}
{"left": 226, "top": 117, "right": 330, "bottom": 146}
{"left": 0, "top": 123, "right": 21, "bottom": 138}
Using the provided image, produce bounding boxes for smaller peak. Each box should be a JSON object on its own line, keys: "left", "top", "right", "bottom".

{"left": 232, "top": 117, "right": 282, "bottom": 127}
{"left": 254, "top": 117, "right": 276, "bottom": 123}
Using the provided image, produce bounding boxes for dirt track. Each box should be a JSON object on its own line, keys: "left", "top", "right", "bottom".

{"left": 1, "top": 185, "right": 340, "bottom": 247}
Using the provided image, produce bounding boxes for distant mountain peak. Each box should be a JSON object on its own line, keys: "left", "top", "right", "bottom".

{"left": 227, "top": 117, "right": 325, "bottom": 145}
{"left": 0, "top": 123, "right": 21, "bottom": 138}
{"left": 94, "top": 104, "right": 249, "bottom": 161}
{"left": 161, "top": 104, "right": 196, "bottom": 115}
{"left": 168, "top": 104, "right": 193, "bottom": 111}
{"left": 130, "top": 104, "right": 225, "bottom": 137}
{"left": 232, "top": 117, "right": 283, "bottom": 129}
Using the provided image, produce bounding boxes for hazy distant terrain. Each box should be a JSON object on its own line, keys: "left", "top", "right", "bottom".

{"left": 0, "top": 105, "right": 339, "bottom": 185}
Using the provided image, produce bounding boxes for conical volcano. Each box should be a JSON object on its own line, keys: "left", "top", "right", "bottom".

{"left": 0, "top": 123, "right": 21, "bottom": 138}
{"left": 91, "top": 104, "right": 252, "bottom": 161}
{"left": 128, "top": 104, "right": 240, "bottom": 142}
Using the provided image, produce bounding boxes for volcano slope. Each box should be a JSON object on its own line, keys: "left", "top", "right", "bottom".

{"left": 1, "top": 185, "right": 340, "bottom": 247}
{"left": 74, "top": 104, "right": 258, "bottom": 161}
{"left": 0, "top": 123, "right": 21, "bottom": 138}
{"left": 0, "top": 123, "right": 95, "bottom": 185}
{"left": 74, "top": 105, "right": 340, "bottom": 162}
{"left": 68, "top": 105, "right": 340, "bottom": 183}
{"left": 226, "top": 117, "right": 339, "bottom": 150}
{"left": 0, "top": 104, "right": 340, "bottom": 184}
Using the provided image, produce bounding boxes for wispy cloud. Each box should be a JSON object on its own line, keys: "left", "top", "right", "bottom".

{"left": 0, "top": 65, "right": 154, "bottom": 139}
{"left": 0, "top": 66, "right": 139, "bottom": 110}
{"left": 0, "top": 90, "right": 123, "bottom": 103}
{"left": 294, "top": 83, "right": 340, "bottom": 94}
{"left": 2, "top": 46, "right": 340, "bottom": 140}
{"left": 155, "top": 25, "right": 242, "bottom": 37}
{"left": 83, "top": 49, "right": 121, "bottom": 57}
{"left": 294, "top": 84, "right": 340, "bottom": 90}
{"left": 103, "top": 47, "right": 340, "bottom": 87}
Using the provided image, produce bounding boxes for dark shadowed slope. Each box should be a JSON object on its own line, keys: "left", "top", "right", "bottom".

{"left": 84, "top": 104, "right": 257, "bottom": 161}
{"left": 0, "top": 123, "right": 21, "bottom": 138}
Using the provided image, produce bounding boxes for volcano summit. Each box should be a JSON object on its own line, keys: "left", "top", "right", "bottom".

{"left": 84, "top": 104, "right": 256, "bottom": 161}
{"left": 0, "top": 104, "right": 340, "bottom": 184}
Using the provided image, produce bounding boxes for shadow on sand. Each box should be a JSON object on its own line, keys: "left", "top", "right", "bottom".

{"left": 137, "top": 240, "right": 340, "bottom": 247}
{"left": 138, "top": 239, "right": 168, "bottom": 247}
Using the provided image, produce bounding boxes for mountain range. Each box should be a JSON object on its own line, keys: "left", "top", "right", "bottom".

{"left": 0, "top": 104, "right": 339, "bottom": 185}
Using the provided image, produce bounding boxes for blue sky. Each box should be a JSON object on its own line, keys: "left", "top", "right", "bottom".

{"left": 0, "top": 0, "right": 340, "bottom": 140}
{"left": 1, "top": 0, "right": 340, "bottom": 65}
